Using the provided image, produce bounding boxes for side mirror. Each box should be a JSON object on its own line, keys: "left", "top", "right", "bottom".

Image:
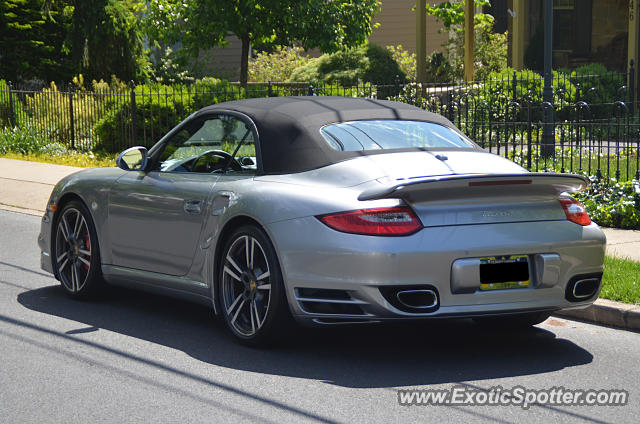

{"left": 116, "top": 146, "right": 149, "bottom": 171}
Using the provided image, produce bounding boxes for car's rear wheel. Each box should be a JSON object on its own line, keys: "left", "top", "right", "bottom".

{"left": 218, "top": 225, "right": 291, "bottom": 346}
{"left": 472, "top": 311, "right": 552, "bottom": 329}
{"left": 52, "top": 200, "right": 103, "bottom": 298}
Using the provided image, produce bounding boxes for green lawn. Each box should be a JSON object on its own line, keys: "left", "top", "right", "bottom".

{"left": 1, "top": 151, "right": 115, "bottom": 168}
{"left": 600, "top": 255, "right": 640, "bottom": 305}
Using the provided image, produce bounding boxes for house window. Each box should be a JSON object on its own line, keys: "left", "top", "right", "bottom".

{"left": 553, "top": 0, "right": 575, "bottom": 51}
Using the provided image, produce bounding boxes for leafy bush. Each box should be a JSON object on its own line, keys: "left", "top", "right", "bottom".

{"left": 95, "top": 84, "right": 187, "bottom": 152}
{"left": 22, "top": 82, "right": 101, "bottom": 148}
{"left": 288, "top": 43, "right": 406, "bottom": 86}
{"left": 151, "top": 47, "right": 195, "bottom": 85}
{"left": 94, "top": 78, "right": 244, "bottom": 152}
{"left": 0, "top": 124, "right": 47, "bottom": 154}
{"left": 468, "top": 68, "right": 577, "bottom": 122}
{"left": 249, "top": 46, "right": 311, "bottom": 82}
{"left": 0, "top": 79, "right": 24, "bottom": 128}
{"left": 425, "top": 52, "right": 458, "bottom": 83}
{"left": 386, "top": 45, "right": 416, "bottom": 82}
{"left": 189, "top": 77, "right": 244, "bottom": 109}
{"left": 576, "top": 177, "right": 640, "bottom": 230}
{"left": 568, "top": 63, "right": 625, "bottom": 103}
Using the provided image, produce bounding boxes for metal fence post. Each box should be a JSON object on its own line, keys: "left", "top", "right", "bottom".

{"left": 512, "top": 70, "right": 517, "bottom": 102}
{"left": 629, "top": 60, "right": 635, "bottom": 116}
{"left": 130, "top": 80, "right": 137, "bottom": 146}
{"left": 68, "top": 83, "right": 75, "bottom": 149}
{"left": 268, "top": 81, "right": 273, "bottom": 97}
{"left": 8, "top": 81, "right": 16, "bottom": 128}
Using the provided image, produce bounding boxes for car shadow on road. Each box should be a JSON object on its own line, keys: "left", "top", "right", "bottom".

{"left": 17, "top": 284, "right": 593, "bottom": 389}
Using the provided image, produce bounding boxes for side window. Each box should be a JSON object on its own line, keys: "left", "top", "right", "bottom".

{"left": 155, "top": 114, "right": 257, "bottom": 174}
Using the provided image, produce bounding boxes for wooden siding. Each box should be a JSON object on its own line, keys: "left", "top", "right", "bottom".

{"left": 369, "top": 0, "right": 448, "bottom": 54}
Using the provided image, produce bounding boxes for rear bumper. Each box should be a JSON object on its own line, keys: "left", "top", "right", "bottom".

{"left": 266, "top": 218, "right": 606, "bottom": 325}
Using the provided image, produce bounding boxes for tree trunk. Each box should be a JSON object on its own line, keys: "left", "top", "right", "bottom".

{"left": 240, "top": 33, "right": 250, "bottom": 88}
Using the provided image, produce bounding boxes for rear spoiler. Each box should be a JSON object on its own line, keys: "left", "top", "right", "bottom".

{"left": 358, "top": 173, "right": 589, "bottom": 201}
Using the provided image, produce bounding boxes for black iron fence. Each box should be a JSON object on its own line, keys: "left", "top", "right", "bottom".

{"left": 1, "top": 70, "right": 639, "bottom": 181}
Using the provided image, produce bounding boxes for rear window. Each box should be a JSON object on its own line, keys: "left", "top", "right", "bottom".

{"left": 320, "top": 120, "right": 475, "bottom": 151}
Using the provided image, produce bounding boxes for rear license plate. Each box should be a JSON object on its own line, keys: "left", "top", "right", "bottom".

{"left": 479, "top": 255, "right": 530, "bottom": 291}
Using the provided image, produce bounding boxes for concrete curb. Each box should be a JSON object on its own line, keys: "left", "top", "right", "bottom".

{"left": 554, "top": 298, "right": 640, "bottom": 332}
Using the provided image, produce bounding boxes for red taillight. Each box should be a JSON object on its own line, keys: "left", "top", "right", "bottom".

{"left": 317, "top": 206, "right": 422, "bottom": 236}
{"left": 559, "top": 197, "right": 591, "bottom": 226}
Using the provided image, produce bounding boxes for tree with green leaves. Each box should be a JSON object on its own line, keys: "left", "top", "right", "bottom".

{"left": 64, "top": 0, "right": 149, "bottom": 82}
{"left": 145, "top": 0, "right": 380, "bottom": 86}
{"left": 0, "top": 0, "right": 71, "bottom": 82}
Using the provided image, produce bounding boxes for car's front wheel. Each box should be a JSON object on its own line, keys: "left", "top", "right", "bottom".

{"left": 218, "top": 225, "right": 292, "bottom": 346}
{"left": 52, "top": 200, "right": 104, "bottom": 298}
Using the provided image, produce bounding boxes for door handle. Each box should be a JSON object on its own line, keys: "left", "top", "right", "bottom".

{"left": 184, "top": 199, "right": 202, "bottom": 215}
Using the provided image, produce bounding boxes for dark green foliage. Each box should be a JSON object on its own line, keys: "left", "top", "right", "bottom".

{"left": 95, "top": 85, "right": 187, "bottom": 152}
{"left": 95, "top": 79, "right": 242, "bottom": 152}
{"left": 188, "top": 78, "right": 241, "bottom": 109}
{"left": 288, "top": 44, "right": 406, "bottom": 86}
{"left": 425, "top": 52, "right": 457, "bottom": 84}
{"left": 0, "top": 80, "right": 22, "bottom": 127}
{"left": 569, "top": 63, "right": 625, "bottom": 103}
{"left": 0, "top": 0, "right": 72, "bottom": 81}
{"left": 1, "top": 1, "right": 148, "bottom": 83}
{"left": 150, "top": 47, "right": 195, "bottom": 85}
{"left": 67, "top": 0, "right": 149, "bottom": 82}
{"left": 468, "top": 68, "right": 577, "bottom": 122}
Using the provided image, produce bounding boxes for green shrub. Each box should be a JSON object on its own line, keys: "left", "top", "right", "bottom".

{"left": 22, "top": 82, "right": 101, "bottom": 147}
{"left": 288, "top": 43, "right": 406, "bottom": 86}
{"left": 189, "top": 77, "right": 244, "bottom": 109}
{"left": 567, "top": 63, "right": 625, "bottom": 103}
{"left": 386, "top": 45, "right": 416, "bottom": 82}
{"left": 0, "top": 79, "right": 24, "bottom": 128}
{"left": 426, "top": 52, "right": 458, "bottom": 83}
{"left": 95, "top": 83, "right": 190, "bottom": 152}
{"left": 249, "top": 46, "right": 311, "bottom": 82}
{"left": 0, "top": 124, "right": 47, "bottom": 154}
{"left": 151, "top": 47, "right": 195, "bottom": 85}
{"left": 468, "top": 68, "right": 577, "bottom": 122}
{"left": 576, "top": 177, "right": 640, "bottom": 230}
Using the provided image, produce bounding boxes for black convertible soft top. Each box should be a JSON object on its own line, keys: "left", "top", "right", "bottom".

{"left": 198, "top": 96, "right": 475, "bottom": 175}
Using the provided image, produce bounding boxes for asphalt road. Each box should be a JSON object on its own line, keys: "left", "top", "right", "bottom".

{"left": 1, "top": 209, "right": 638, "bottom": 423}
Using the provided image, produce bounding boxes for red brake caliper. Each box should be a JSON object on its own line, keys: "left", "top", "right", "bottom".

{"left": 84, "top": 233, "right": 91, "bottom": 270}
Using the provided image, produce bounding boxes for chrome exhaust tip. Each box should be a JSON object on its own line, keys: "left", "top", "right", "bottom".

{"left": 396, "top": 289, "right": 438, "bottom": 309}
{"left": 565, "top": 273, "right": 602, "bottom": 302}
{"left": 572, "top": 278, "right": 600, "bottom": 299}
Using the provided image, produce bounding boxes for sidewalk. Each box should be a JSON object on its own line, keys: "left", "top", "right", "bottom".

{"left": 1, "top": 157, "right": 638, "bottom": 330}
{"left": 0, "top": 158, "right": 83, "bottom": 215}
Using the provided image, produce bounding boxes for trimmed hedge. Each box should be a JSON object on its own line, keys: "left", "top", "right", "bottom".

{"left": 288, "top": 43, "right": 406, "bottom": 86}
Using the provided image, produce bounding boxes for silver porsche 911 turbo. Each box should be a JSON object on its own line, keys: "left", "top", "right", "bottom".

{"left": 38, "top": 97, "right": 606, "bottom": 345}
